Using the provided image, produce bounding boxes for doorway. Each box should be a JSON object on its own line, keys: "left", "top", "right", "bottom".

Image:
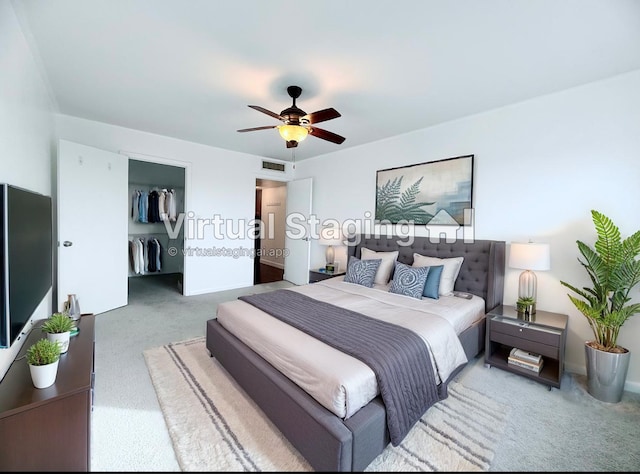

{"left": 128, "top": 158, "right": 186, "bottom": 299}
{"left": 254, "top": 179, "right": 286, "bottom": 284}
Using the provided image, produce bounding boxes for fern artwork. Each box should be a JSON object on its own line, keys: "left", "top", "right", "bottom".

{"left": 375, "top": 155, "right": 474, "bottom": 225}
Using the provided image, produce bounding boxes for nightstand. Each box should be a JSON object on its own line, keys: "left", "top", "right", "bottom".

{"left": 485, "top": 305, "right": 568, "bottom": 389}
{"left": 309, "top": 269, "right": 346, "bottom": 283}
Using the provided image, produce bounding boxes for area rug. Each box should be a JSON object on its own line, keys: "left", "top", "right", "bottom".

{"left": 143, "top": 337, "right": 508, "bottom": 471}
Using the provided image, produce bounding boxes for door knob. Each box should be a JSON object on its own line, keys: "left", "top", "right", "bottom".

{"left": 63, "top": 241, "right": 73, "bottom": 247}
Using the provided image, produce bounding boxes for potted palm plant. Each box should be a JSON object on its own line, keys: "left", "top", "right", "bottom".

{"left": 560, "top": 210, "right": 640, "bottom": 403}
{"left": 41, "top": 312, "right": 76, "bottom": 354}
{"left": 26, "top": 338, "right": 62, "bottom": 389}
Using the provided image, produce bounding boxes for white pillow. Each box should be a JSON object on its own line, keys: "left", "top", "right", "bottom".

{"left": 412, "top": 253, "right": 464, "bottom": 296}
{"left": 361, "top": 248, "right": 399, "bottom": 285}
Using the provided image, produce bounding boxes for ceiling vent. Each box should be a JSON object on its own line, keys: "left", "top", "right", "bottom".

{"left": 262, "top": 160, "right": 285, "bottom": 172}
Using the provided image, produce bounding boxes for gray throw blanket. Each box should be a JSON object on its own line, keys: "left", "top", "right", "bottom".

{"left": 238, "top": 289, "right": 443, "bottom": 446}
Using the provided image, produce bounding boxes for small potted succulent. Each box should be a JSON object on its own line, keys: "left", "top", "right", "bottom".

{"left": 41, "top": 312, "right": 76, "bottom": 354}
{"left": 26, "top": 338, "right": 62, "bottom": 389}
{"left": 516, "top": 296, "right": 536, "bottom": 317}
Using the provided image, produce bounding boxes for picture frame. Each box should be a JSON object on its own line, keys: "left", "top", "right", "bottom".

{"left": 375, "top": 154, "right": 474, "bottom": 225}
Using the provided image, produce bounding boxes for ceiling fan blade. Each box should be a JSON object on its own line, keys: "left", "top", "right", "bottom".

{"left": 303, "top": 108, "right": 341, "bottom": 124}
{"left": 237, "top": 125, "right": 277, "bottom": 133}
{"left": 308, "top": 126, "right": 346, "bottom": 144}
{"left": 248, "top": 105, "right": 284, "bottom": 121}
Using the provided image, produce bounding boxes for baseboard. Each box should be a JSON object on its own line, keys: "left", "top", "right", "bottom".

{"left": 259, "top": 259, "right": 283, "bottom": 269}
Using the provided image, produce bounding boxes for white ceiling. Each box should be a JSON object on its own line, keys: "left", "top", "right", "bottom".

{"left": 13, "top": 0, "right": 640, "bottom": 162}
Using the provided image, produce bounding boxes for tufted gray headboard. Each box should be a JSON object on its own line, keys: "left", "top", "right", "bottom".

{"left": 346, "top": 234, "right": 505, "bottom": 313}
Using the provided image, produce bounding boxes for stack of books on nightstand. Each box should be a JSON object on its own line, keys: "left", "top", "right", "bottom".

{"left": 508, "top": 348, "right": 544, "bottom": 373}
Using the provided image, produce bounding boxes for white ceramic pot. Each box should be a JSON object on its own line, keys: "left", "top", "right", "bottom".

{"left": 29, "top": 359, "right": 60, "bottom": 389}
{"left": 47, "top": 331, "right": 71, "bottom": 353}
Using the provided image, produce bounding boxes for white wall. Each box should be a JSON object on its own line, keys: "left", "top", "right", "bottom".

{"left": 295, "top": 69, "right": 640, "bottom": 392}
{"left": 55, "top": 114, "right": 292, "bottom": 296}
{"left": 0, "top": 0, "right": 56, "bottom": 378}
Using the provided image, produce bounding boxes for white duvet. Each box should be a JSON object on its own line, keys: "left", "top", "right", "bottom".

{"left": 216, "top": 277, "right": 483, "bottom": 419}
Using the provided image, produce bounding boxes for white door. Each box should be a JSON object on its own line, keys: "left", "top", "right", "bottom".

{"left": 57, "top": 140, "right": 128, "bottom": 315}
{"left": 283, "top": 178, "right": 312, "bottom": 285}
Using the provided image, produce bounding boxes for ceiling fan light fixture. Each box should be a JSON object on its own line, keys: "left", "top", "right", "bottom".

{"left": 278, "top": 124, "right": 308, "bottom": 143}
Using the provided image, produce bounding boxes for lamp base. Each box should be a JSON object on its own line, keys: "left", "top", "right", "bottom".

{"left": 518, "top": 270, "right": 537, "bottom": 302}
{"left": 325, "top": 245, "right": 335, "bottom": 266}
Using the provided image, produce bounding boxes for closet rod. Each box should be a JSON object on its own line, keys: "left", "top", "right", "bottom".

{"left": 129, "top": 232, "right": 177, "bottom": 236}
{"left": 130, "top": 182, "right": 182, "bottom": 189}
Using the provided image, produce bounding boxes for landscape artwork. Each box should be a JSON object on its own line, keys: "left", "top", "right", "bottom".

{"left": 375, "top": 155, "right": 474, "bottom": 225}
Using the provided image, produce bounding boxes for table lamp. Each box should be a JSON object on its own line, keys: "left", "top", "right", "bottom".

{"left": 319, "top": 234, "right": 342, "bottom": 272}
{"left": 509, "top": 241, "right": 550, "bottom": 313}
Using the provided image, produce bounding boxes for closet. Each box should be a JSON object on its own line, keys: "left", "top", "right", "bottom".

{"left": 128, "top": 159, "right": 185, "bottom": 295}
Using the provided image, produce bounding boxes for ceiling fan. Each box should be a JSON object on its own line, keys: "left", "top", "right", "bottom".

{"left": 237, "top": 85, "right": 346, "bottom": 148}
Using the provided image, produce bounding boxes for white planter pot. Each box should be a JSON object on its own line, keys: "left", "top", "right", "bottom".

{"left": 29, "top": 359, "right": 60, "bottom": 389}
{"left": 47, "top": 331, "right": 71, "bottom": 353}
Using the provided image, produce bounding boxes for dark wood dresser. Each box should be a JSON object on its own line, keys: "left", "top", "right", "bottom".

{"left": 0, "top": 313, "right": 95, "bottom": 471}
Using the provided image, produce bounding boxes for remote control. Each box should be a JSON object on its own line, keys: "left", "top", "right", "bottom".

{"left": 453, "top": 291, "right": 473, "bottom": 299}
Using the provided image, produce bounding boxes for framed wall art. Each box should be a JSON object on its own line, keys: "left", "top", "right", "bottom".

{"left": 375, "top": 154, "right": 474, "bottom": 225}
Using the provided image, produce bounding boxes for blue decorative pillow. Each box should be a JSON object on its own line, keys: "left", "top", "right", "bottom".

{"left": 389, "top": 262, "right": 430, "bottom": 299}
{"left": 422, "top": 265, "right": 444, "bottom": 299}
{"left": 343, "top": 256, "right": 381, "bottom": 288}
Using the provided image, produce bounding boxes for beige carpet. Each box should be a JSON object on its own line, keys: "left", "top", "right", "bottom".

{"left": 143, "top": 337, "right": 509, "bottom": 472}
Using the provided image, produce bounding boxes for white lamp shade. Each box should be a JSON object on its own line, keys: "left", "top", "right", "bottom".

{"left": 509, "top": 242, "right": 551, "bottom": 271}
{"left": 318, "top": 237, "right": 343, "bottom": 247}
{"left": 318, "top": 227, "right": 343, "bottom": 247}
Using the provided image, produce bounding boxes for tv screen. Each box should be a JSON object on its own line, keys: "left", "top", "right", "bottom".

{"left": 0, "top": 184, "right": 53, "bottom": 348}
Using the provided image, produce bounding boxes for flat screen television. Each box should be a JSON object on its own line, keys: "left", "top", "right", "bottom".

{"left": 0, "top": 184, "right": 53, "bottom": 348}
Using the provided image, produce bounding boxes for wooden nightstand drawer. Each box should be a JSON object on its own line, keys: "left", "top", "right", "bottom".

{"left": 491, "top": 317, "right": 561, "bottom": 346}
{"left": 490, "top": 331, "right": 559, "bottom": 359}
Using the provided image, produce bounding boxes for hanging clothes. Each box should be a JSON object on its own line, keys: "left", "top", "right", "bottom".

{"left": 168, "top": 189, "right": 177, "bottom": 222}
{"left": 154, "top": 238, "right": 162, "bottom": 271}
{"left": 129, "top": 236, "right": 163, "bottom": 274}
{"left": 138, "top": 190, "right": 149, "bottom": 223}
{"left": 131, "top": 188, "right": 178, "bottom": 223}
{"left": 159, "top": 189, "right": 168, "bottom": 222}
{"left": 131, "top": 190, "right": 141, "bottom": 222}
{"left": 148, "top": 190, "right": 161, "bottom": 223}
{"left": 128, "top": 237, "right": 145, "bottom": 274}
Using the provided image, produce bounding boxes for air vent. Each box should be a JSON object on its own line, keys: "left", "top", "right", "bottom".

{"left": 262, "top": 160, "right": 285, "bottom": 172}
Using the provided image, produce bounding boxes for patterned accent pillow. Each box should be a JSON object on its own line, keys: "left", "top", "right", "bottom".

{"left": 389, "top": 262, "right": 430, "bottom": 299}
{"left": 343, "top": 256, "right": 381, "bottom": 288}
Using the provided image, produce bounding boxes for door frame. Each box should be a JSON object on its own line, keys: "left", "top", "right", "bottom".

{"left": 254, "top": 177, "right": 288, "bottom": 284}
{"left": 120, "top": 150, "right": 192, "bottom": 295}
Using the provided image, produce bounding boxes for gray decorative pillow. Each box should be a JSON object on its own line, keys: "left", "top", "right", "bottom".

{"left": 389, "top": 262, "right": 430, "bottom": 299}
{"left": 343, "top": 256, "right": 381, "bottom": 288}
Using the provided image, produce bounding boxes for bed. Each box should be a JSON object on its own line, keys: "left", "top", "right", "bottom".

{"left": 206, "top": 235, "right": 505, "bottom": 471}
